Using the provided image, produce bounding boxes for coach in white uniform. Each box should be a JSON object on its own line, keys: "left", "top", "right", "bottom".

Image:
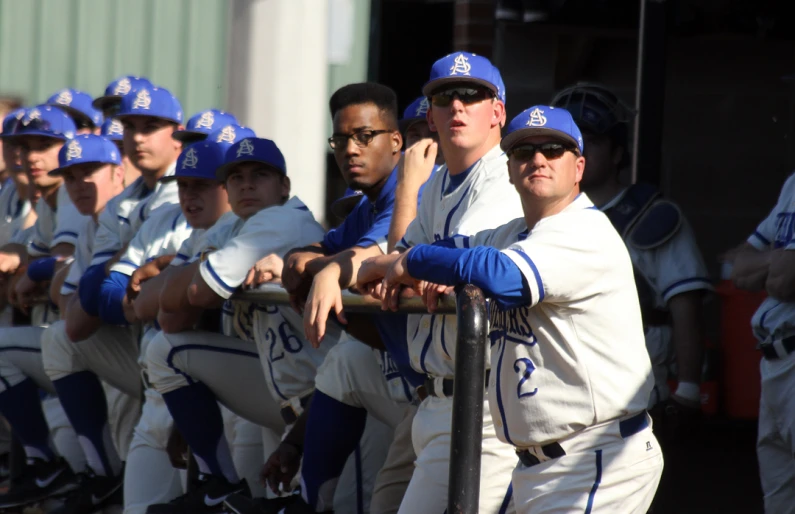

{"left": 381, "top": 105, "right": 663, "bottom": 513}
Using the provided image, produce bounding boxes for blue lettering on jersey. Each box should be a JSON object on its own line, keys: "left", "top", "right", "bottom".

{"left": 378, "top": 349, "right": 402, "bottom": 381}
{"left": 774, "top": 212, "right": 795, "bottom": 248}
{"left": 490, "top": 303, "right": 540, "bottom": 399}
{"left": 514, "top": 358, "right": 538, "bottom": 398}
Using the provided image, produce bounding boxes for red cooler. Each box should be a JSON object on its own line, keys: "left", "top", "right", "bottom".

{"left": 716, "top": 280, "right": 766, "bottom": 419}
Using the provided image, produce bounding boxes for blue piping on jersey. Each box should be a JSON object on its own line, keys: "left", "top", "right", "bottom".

{"left": 29, "top": 242, "right": 49, "bottom": 254}
{"left": 354, "top": 444, "right": 364, "bottom": 514}
{"left": 498, "top": 482, "right": 513, "bottom": 514}
{"left": 584, "top": 450, "right": 603, "bottom": 514}
{"left": 418, "top": 316, "right": 436, "bottom": 375}
{"left": 53, "top": 230, "right": 79, "bottom": 240}
{"left": 0, "top": 346, "right": 42, "bottom": 354}
{"left": 495, "top": 338, "right": 514, "bottom": 445}
{"left": 203, "top": 259, "right": 236, "bottom": 294}
{"left": 166, "top": 344, "right": 259, "bottom": 388}
{"left": 92, "top": 250, "right": 116, "bottom": 260}
{"left": 265, "top": 355, "right": 288, "bottom": 401}
{"left": 440, "top": 320, "right": 449, "bottom": 358}
{"left": 507, "top": 249, "right": 545, "bottom": 303}
{"left": 171, "top": 213, "right": 183, "bottom": 231}
{"left": 660, "top": 277, "right": 712, "bottom": 299}
{"left": 442, "top": 184, "right": 472, "bottom": 239}
{"left": 117, "top": 215, "right": 130, "bottom": 225}
{"left": 759, "top": 301, "right": 783, "bottom": 335}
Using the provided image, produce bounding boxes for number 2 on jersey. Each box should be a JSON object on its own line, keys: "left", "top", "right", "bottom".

{"left": 513, "top": 358, "right": 538, "bottom": 398}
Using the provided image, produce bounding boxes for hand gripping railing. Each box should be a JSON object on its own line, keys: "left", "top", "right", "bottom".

{"left": 236, "top": 283, "right": 488, "bottom": 514}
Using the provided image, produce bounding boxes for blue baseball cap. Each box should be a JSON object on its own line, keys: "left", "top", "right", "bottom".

{"left": 173, "top": 110, "right": 240, "bottom": 142}
{"left": 422, "top": 51, "right": 504, "bottom": 100}
{"left": 93, "top": 75, "right": 154, "bottom": 113}
{"left": 399, "top": 97, "right": 430, "bottom": 132}
{"left": 205, "top": 124, "right": 257, "bottom": 151}
{"left": 46, "top": 89, "right": 104, "bottom": 128}
{"left": 216, "top": 137, "right": 286, "bottom": 180}
{"left": 49, "top": 135, "right": 121, "bottom": 176}
{"left": 162, "top": 141, "right": 226, "bottom": 183}
{"left": 330, "top": 187, "right": 363, "bottom": 219}
{"left": 116, "top": 87, "right": 183, "bottom": 125}
{"left": 100, "top": 118, "right": 124, "bottom": 142}
{"left": 0, "top": 108, "right": 27, "bottom": 137}
{"left": 8, "top": 105, "right": 76, "bottom": 141}
{"left": 501, "top": 105, "right": 584, "bottom": 153}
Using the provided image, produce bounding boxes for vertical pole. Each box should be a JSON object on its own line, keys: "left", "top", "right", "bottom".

{"left": 448, "top": 284, "right": 488, "bottom": 514}
{"left": 631, "top": 0, "right": 668, "bottom": 186}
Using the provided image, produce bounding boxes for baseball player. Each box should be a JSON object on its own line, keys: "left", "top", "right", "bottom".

{"left": 731, "top": 175, "right": 795, "bottom": 512}
{"left": 92, "top": 75, "right": 154, "bottom": 117}
{"left": 172, "top": 109, "right": 239, "bottom": 144}
{"left": 0, "top": 133, "right": 124, "bottom": 507}
{"left": 101, "top": 117, "right": 141, "bottom": 187}
{"left": 259, "top": 83, "right": 425, "bottom": 514}
{"left": 38, "top": 87, "right": 184, "bottom": 512}
{"left": 550, "top": 84, "right": 712, "bottom": 436}
{"left": 356, "top": 51, "right": 524, "bottom": 513}
{"left": 46, "top": 89, "right": 104, "bottom": 135}
{"left": 378, "top": 105, "right": 663, "bottom": 513}
{"left": 101, "top": 140, "right": 234, "bottom": 514}
{"left": 142, "top": 137, "right": 319, "bottom": 513}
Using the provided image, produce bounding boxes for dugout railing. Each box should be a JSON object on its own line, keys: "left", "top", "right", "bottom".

{"left": 236, "top": 282, "right": 488, "bottom": 514}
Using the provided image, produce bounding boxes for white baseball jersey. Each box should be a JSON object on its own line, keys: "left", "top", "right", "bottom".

{"left": 748, "top": 172, "right": 795, "bottom": 342}
{"left": 28, "top": 185, "right": 88, "bottom": 257}
{"left": 195, "top": 197, "right": 333, "bottom": 402}
{"left": 91, "top": 165, "right": 178, "bottom": 266}
{"left": 169, "top": 212, "right": 238, "bottom": 268}
{"left": 454, "top": 194, "right": 653, "bottom": 447}
{"left": 397, "top": 144, "right": 523, "bottom": 378}
{"left": 0, "top": 181, "right": 31, "bottom": 246}
{"left": 61, "top": 216, "right": 98, "bottom": 296}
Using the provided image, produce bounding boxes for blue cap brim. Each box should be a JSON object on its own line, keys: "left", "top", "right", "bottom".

{"left": 215, "top": 159, "right": 285, "bottom": 181}
{"left": 47, "top": 105, "right": 98, "bottom": 127}
{"left": 48, "top": 159, "right": 118, "bottom": 177}
{"left": 92, "top": 95, "right": 122, "bottom": 111}
{"left": 6, "top": 131, "right": 69, "bottom": 141}
{"left": 421, "top": 77, "right": 498, "bottom": 98}
{"left": 172, "top": 130, "right": 209, "bottom": 143}
{"left": 500, "top": 128, "right": 580, "bottom": 153}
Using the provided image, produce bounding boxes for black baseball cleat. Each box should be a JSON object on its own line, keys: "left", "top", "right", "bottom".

{"left": 48, "top": 469, "right": 124, "bottom": 514}
{"left": 0, "top": 457, "right": 78, "bottom": 508}
{"left": 224, "top": 493, "right": 303, "bottom": 514}
{"left": 146, "top": 474, "right": 250, "bottom": 514}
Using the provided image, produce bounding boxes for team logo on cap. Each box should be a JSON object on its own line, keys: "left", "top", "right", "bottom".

{"left": 182, "top": 148, "right": 199, "bottom": 169}
{"left": 108, "top": 119, "right": 123, "bottom": 136}
{"left": 24, "top": 109, "right": 41, "bottom": 125}
{"left": 114, "top": 78, "right": 131, "bottom": 96}
{"left": 216, "top": 125, "right": 236, "bottom": 144}
{"left": 55, "top": 90, "right": 73, "bottom": 106}
{"left": 416, "top": 98, "right": 430, "bottom": 116}
{"left": 236, "top": 139, "right": 255, "bottom": 157}
{"left": 526, "top": 108, "right": 547, "bottom": 127}
{"left": 132, "top": 89, "right": 152, "bottom": 110}
{"left": 65, "top": 140, "right": 82, "bottom": 161}
{"left": 195, "top": 112, "right": 215, "bottom": 130}
{"left": 449, "top": 54, "right": 471, "bottom": 76}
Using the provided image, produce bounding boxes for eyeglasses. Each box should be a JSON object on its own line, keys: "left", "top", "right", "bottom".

{"left": 507, "top": 142, "right": 578, "bottom": 161}
{"left": 328, "top": 129, "right": 391, "bottom": 150}
{"left": 430, "top": 87, "right": 495, "bottom": 108}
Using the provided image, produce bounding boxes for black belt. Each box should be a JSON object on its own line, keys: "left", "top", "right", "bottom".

{"left": 280, "top": 392, "right": 313, "bottom": 425}
{"left": 516, "top": 411, "right": 649, "bottom": 468}
{"left": 416, "top": 370, "right": 491, "bottom": 400}
{"left": 759, "top": 336, "right": 795, "bottom": 360}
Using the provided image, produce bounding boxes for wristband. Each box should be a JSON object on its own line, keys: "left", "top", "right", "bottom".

{"left": 674, "top": 381, "right": 701, "bottom": 403}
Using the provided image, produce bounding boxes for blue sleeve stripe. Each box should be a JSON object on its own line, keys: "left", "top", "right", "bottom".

{"left": 752, "top": 230, "right": 771, "bottom": 246}
{"left": 118, "top": 259, "right": 139, "bottom": 270}
{"left": 29, "top": 242, "right": 49, "bottom": 253}
{"left": 661, "top": 277, "right": 713, "bottom": 298}
{"left": 176, "top": 253, "right": 190, "bottom": 261}
{"left": 171, "top": 213, "right": 182, "bottom": 230}
{"left": 61, "top": 282, "right": 77, "bottom": 291}
{"left": 53, "top": 231, "right": 79, "bottom": 239}
{"left": 398, "top": 237, "right": 409, "bottom": 248}
{"left": 204, "top": 259, "right": 236, "bottom": 294}
{"left": 508, "top": 249, "right": 545, "bottom": 303}
{"left": 117, "top": 215, "right": 130, "bottom": 224}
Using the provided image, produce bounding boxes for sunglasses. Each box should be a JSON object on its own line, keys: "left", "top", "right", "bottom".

{"left": 507, "top": 142, "right": 578, "bottom": 161}
{"left": 430, "top": 87, "right": 494, "bottom": 108}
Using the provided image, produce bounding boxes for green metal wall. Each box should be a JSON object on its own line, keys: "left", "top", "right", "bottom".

{"left": 0, "top": 0, "right": 228, "bottom": 116}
